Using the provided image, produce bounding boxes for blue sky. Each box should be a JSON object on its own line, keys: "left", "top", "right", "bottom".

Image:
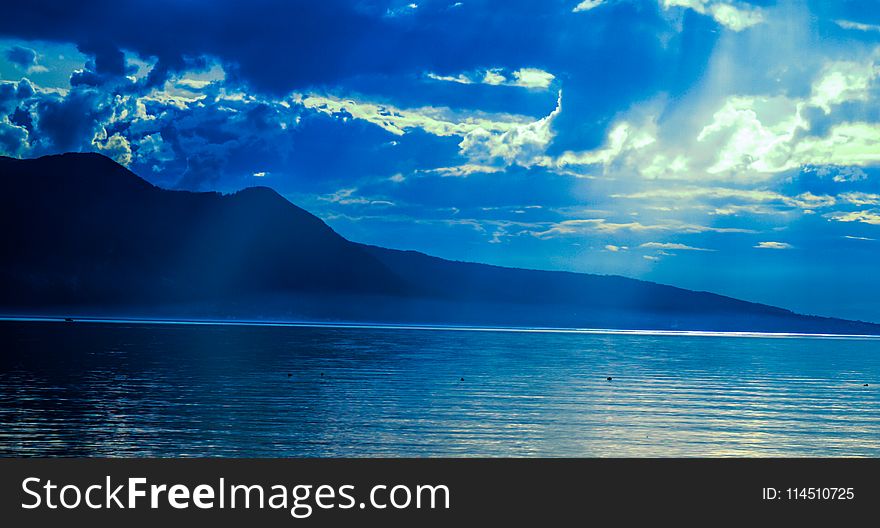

{"left": 2, "top": 0, "right": 880, "bottom": 321}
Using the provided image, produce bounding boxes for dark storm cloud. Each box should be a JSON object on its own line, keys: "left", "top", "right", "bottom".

{"left": 0, "top": 0, "right": 714, "bottom": 190}
{"left": 4, "top": 45, "right": 38, "bottom": 69}
{"left": 31, "top": 88, "right": 110, "bottom": 152}
{"left": 69, "top": 41, "right": 137, "bottom": 87}
{"left": 0, "top": 1, "right": 677, "bottom": 97}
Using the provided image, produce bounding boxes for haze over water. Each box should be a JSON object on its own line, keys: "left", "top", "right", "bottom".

{"left": 1, "top": 321, "right": 878, "bottom": 457}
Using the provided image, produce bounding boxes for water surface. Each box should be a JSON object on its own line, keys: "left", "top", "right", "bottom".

{"left": 1, "top": 320, "right": 878, "bottom": 457}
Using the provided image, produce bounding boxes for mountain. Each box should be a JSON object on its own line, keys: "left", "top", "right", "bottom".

{"left": 1, "top": 152, "right": 878, "bottom": 334}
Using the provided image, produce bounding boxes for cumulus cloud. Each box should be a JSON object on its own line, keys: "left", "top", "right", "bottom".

{"left": 92, "top": 129, "right": 132, "bottom": 166}
{"left": 541, "top": 120, "right": 657, "bottom": 171}
{"left": 459, "top": 91, "right": 562, "bottom": 167}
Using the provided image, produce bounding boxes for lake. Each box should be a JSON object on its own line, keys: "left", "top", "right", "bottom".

{"left": 1, "top": 320, "right": 878, "bottom": 457}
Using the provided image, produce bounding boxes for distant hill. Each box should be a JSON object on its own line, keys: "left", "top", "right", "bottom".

{"left": 1, "top": 152, "right": 878, "bottom": 335}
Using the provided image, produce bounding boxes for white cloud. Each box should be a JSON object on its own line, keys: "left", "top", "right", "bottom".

{"left": 792, "top": 123, "right": 880, "bottom": 167}
{"left": 810, "top": 59, "right": 880, "bottom": 114}
{"left": 531, "top": 217, "right": 751, "bottom": 238}
{"left": 827, "top": 209, "right": 880, "bottom": 225}
{"left": 604, "top": 244, "right": 625, "bottom": 251}
{"left": 613, "top": 187, "right": 837, "bottom": 212}
{"left": 459, "top": 91, "right": 562, "bottom": 167}
{"left": 423, "top": 164, "right": 504, "bottom": 177}
{"left": 321, "top": 188, "right": 395, "bottom": 207}
{"left": 661, "top": 0, "right": 764, "bottom": 31}
{"left": 294, "top": 93, "right": 532, "bottom": 137}
{"left": 639, "top": 242, "right": 712, "bottom": 251}
{"left": 92, "top": 129, "right": 132, "bottom": 166}
{"left": 835, "top": 20, "right": 880, "bottom": 33}
{"left": 807, "top": 165, "right": 868, "bottom": 183}
{"left": 427, "top": 67, "right": 555, "bottom": 90}
{"left": 754, "top": 241, "right": 793, "bottom": 249}
{"left": 839, "top": 192, "right": 880, "bottom": 206}
{"left": 573, "top": 1, "right": 605, "bottom": 13}
{"left": 544, "top": 120, "right": 657, "bottom": 170}
{"left": 563, "top": 51, "right": 880, "bottom": 185}
{"left": 696, "top": 95, "right": 807, "bottom": 175}
{"left": 426, "top": 72, "right": 473, "bottom": 85}
{"left": 843, "top": 235, "right": 876, "bottom": 241}
{"left": 482, "top": 70, "right": 507, "bottom": 86}
{"left": 511, "top": 68, "right": 556, "bottom": 89}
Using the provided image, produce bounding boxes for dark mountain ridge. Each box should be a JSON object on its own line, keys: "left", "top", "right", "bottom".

{"left": 1, "top": 153, "right": 877, "bottom": 335}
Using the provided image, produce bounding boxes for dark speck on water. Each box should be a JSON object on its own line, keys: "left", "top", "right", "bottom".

{"left": 607, "top": 376, "right": 613, "bottom": 381}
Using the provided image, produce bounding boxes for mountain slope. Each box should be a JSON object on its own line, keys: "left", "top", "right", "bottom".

{"left": 0, "top": 153, "right": 406, "bottom": 305}
{"left": 1, "top": 153, "right": 877, "bottom": 334}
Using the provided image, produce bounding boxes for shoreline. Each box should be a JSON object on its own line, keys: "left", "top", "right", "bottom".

{"left": 2, "top": 315, "right": 879, "bottom": 340}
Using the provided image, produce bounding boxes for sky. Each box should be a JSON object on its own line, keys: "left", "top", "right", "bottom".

{"left": 1, "top": 0, "right": 880, "bottom": 322}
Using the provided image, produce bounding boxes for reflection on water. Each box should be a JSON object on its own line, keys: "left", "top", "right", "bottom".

{"left": 1, "top": 321, "right": 878, "bottom": 457}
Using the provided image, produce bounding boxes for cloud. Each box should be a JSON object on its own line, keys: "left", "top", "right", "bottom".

{"left": 321, "top": 188, "right": 395, "bottom": 207}
{"left": 613, "top": 187, "right": 838, "bottom": 212}
{"left": 385, "top": 3, "right": 419, "bottom": 18}
{"left": 544, "top": 120, "right": 657, "bottom": 170}
{"left": 0, "top": 119, "right": 28, "bottom": 157}
{"left": 604, "top": 244, "right": 626, "bottom": 251}
{"left": 843, "top": 235, "right": 876, "bottom": 241}
{"left": 810, "top": 58, "right": 880, "bottom": 114}
{"left": 92, "top": 129, "right": 132, "bottom": 166}
{"left": 510, "top": 68, "right": 556, "bottom": 89}
{"left": 427, "top": 67, "right": 555, "bottom": 90}
{"left": 839, "top": 192, "right": 880, "bottom": 206}
{"left": 754, "top": 241, "right": 793, "bottom": 249}
{"left": 639, "top": 242, "right": 712, "bottom": 251}
{"left": 295, "top": 92, "right": 532, "bottom": 137}
{"left": 661, "top": 0, "right": 764, "bottom": 31}
{"left": 459, "top": 91, "right": 562, "bottom": 167}
{"left": 531, "top": 217, "right": 751, "bottom": 238}
{"left": 426, "top": 72, "right": 473, "bottom": 85}
{"left": 422, "top": 164, "right": 504, "bottom": 177}
{"left": 573, "top": 0, "right": 605, "bottom": 12}
{"left": 4, "top": 45, "right": 46, "bottom": 72}
{"left": 807, "top": 165, "right": 868, "bottom": 183}
{"left": 826, "top": 209, "right": 880, "bottom": 225}
{"left": 835, "top": 20, "right": 880, "bottom": 33}
{"left": 536, "top": 47, "right": 880, "bottom": 193}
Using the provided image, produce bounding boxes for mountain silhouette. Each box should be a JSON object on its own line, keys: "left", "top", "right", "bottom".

{"left": 1, "top": 152, "right": 878, "bottom": 334}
